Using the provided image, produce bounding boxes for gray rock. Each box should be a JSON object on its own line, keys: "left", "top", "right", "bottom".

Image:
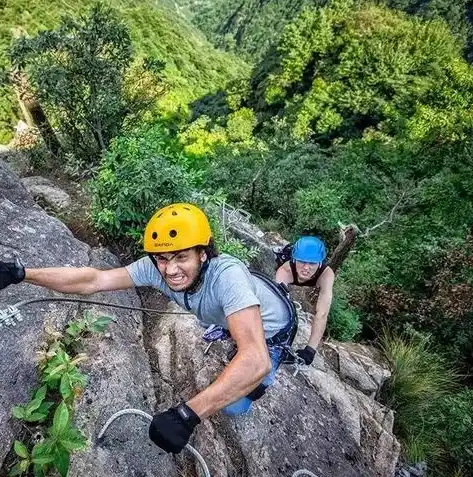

{"left": 141, "top": 297, "right": 400, "bottom": 477}
{"left": 321, "top": 342, "right": 391, "bottom": 397}
{"left": 221, "top": 206, "right": 287, "bottom": 276}
{"left": 0, "top": 160, "right": 36, "bottom": 209}
{"left": 21, "top": 176, "right": 72, "bottom": 211}
{"left": 0, "top": 160, "right": 176, "bottom": 476}
{"left": 1, "top": 160, "right": 400, "bottom": 476}
{"left": 0, "top": 147, "right": 31, "bottom": 177}
{"left": 0, "top": 193, "right": 90, "bottom": 467}
{"left": 395, "top": 462, "right": 427, "bottom": 477}
{"left": 68, "top": 248, "right": 176, "bottom": 477}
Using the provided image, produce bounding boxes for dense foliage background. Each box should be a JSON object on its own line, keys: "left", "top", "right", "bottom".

{"left": 1, "top": 0, "right": 472, "bottom": 474}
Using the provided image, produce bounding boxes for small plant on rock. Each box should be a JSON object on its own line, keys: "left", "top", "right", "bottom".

{"left": 9, "top": 311, "right": 112, "bottom": 477}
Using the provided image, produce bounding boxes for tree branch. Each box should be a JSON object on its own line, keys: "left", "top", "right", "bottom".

{"left": 362, "top": 192, "right": 407, "bottom": 237}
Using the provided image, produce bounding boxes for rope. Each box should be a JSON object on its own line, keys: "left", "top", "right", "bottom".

{"left": 0, "top": 297, "right": 191, "bottom": 328}
{"left": 97, "top": 408, "right": 211, "bottom": 477}
{"left": 292, "top": 471, "right": 319, "bottom": 477}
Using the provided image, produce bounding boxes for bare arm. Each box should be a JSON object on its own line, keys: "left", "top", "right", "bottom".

{"left": 275, "top": 261, "right": 293, "bottom": 285}
{"left": 186, "top": 305, "right": 271, "bottom": 419}
{"left": 307, "top": 268, "right": 335, "bottom": 349}
{"left": 25, "top": 266, "right": 134, "bottom": 295}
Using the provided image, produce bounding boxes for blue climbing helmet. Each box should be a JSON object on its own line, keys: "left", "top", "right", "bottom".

{"left": 291, "top": 236, "right": 327, "bottom": 264}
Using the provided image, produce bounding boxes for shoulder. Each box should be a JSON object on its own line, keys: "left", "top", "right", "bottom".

{"left": 208, "top": 254, "right": 251, "bottom": 281}
{"left": 126, "top": 256, "right": 155, "bottom": 275}
{"left": 206, "top": 255, "right": 260, "bottom": 312}
{"left": 125, "top": 255, "right": 164, "bottom": 288}
{"left": 318, "top": 265, "right": 335, "bottom": 288}
{"left": 275, "top": 260, "right": 294, "bottom": 285}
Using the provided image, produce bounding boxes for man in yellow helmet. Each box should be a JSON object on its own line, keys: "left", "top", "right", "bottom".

{"left": 0, "top": 203, "right": 298, "bottom": 455}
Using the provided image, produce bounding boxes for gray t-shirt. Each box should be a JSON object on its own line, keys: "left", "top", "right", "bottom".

{"left": 126, "top": 254, "right": 290, "bottom": 338}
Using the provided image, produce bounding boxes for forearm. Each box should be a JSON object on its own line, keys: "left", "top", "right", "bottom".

{"left": 25, "top": 267, "right": 99, "bottom": 295}
{"left": 308, "top": 312, "right": 328, "bottom": 349}
{"left": 187, "top": 350, "right": 270, "bottom": 419}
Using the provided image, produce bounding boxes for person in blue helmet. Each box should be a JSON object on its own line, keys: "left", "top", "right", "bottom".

{"left": 275, "top": 236, "right": 334, "bottom": 365}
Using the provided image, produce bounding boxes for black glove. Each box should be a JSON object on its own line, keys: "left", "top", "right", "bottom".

{"left": 284, "top": 345, "right": 317, "bottom": 365}
{"left": 149, "top": 403, "right": 200, "bottom": 454}
{"left": 0, "top": 259, "right": 25, "bottom": 290}
{"left": 296, "top": 345, "right": 317, "bottom": 365}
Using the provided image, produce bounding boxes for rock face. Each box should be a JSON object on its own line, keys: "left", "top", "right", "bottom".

{"left": 221, "top": 206, "right": 286, "bottom": 276}
{"left": 0, "top": 147, "right": 31, "bottom": 178}
{"left": 294, "top": 325, "right": 399, "bottom": 477}
{"left": 321, "top": 342, "right": 392, "bottom": 398}
{"left": 0, "top": 160, "right": 36, "bottom": 209}
{"left": 0, "top": 159, "right": 400, "bottom": 477}
{"left": 21, "top": 176, "right": 72, "bottom": 211}
{"left": 140, "top": 292, "right": 399, "bottom": 477}
{"left": 0, "top": 160, "right": 176, "bottom": 476}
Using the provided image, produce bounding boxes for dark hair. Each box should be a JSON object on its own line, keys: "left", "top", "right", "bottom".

{"left": 196, "top": 237, "right": 219, "bottom": 260}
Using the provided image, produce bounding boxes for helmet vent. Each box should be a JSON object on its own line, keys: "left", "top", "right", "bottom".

{"left": 152, "top": 232, "right": 158, "bottom": 240}
{"left": 169, "top": 229, "right": 177, "bottom": 238}
{"left": 172, "top": 211, "right": 178, "bottom": 216}
{"left": 183, "top": 206, "right": 190, "bottom": 210}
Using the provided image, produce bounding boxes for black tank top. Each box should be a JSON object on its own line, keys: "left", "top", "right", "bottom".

{"left": 289, "top": 261, "right": 328, "bottom": 287}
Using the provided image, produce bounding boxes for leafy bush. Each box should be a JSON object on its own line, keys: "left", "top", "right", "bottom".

{"left": 179, "top": 115, "right": 228, "bottom": 157}
{"left": 10, "top": 311, "right": 111, "bottom": 477}
{"left": 90, "top": 121, "right": 197, "bottom": 242}
{"left": 10, "top": 402, "right": 87, "bottom": 477}
{"left": 178, "top": 107, "right": 257, "bottom": 158}
{"left": 327, "top": 296, "right": 362, "bottom": 342}
{"left": 12, "top": 386, "right": 54, "bottom": 424}
{"left": 428, "top": 389, "right": 473, "bottom": 474}
{"left": 90, "top": 122, "right": 255, "bottom": 262}
{"left": 206, "top": 138, "right": 324, "bottom": 227}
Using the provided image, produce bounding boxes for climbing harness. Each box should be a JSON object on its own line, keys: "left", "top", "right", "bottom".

{"left": 97, "top": 408, "right": 318, "bottom": 477}
{"left": 202, "top": 324, "right": 231, "bottom": 354}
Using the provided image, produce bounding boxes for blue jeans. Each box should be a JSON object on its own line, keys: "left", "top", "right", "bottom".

{"left": 222, "top": 345, "right": 284, "bottom": 416}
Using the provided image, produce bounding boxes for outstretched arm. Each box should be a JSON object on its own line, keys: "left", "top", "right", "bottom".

{"left": 147, "top": 305, "right": 272, "bottom": 454}
{"left": 24, "top": 266, "right": 134, "bottom": 295}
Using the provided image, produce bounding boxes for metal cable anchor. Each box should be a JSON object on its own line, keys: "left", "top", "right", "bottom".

{"left": 0, "top": 305, "right": 22, "bottom": 327}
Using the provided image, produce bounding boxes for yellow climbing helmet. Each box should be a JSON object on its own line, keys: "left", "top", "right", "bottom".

{"left": 143, "top": 203, "right": 212, "bottom": 253}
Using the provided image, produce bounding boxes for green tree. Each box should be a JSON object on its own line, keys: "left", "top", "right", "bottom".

{"left": 8, "top": 4, "right": 135, "bottom": 164}
{"left": 385, "top": 0, "right": 472, "bottom": 57}
{"left": 249, "top": 0, "right": 465, "bottom": 142}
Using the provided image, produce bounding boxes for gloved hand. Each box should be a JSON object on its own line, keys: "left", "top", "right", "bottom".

{"left": 0, "top": 259, "right": 25, "bottom": 290}
{"left": 283, "top": 345, "right": 317, "bottom": 365}
{"left": 149, "top": 403, "right": 200, "bottom": 454}
{"left": 296, "top": 345, "right": 316, "bottom": 365}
